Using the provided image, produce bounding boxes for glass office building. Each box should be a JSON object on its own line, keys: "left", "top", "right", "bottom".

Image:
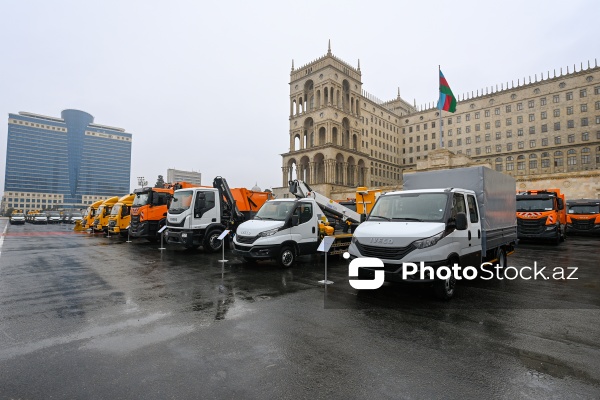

{"left": 2, "top": 109, "right": 132, "bottom": 211}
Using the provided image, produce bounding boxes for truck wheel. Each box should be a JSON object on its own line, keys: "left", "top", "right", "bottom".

{"left": 433, "top": 276, "right": 456, "bottom": 300}
{"left": 553, "top": 229, "right": 561, "bottom": 245}
{"left": 278, "top": 246, "right": 295, "bottom": 268}
{"left": 203, "top": 230, "right": 223, "bottom": 252}
{"left": 497, "top": 248, "right": 507, "bottom": 269}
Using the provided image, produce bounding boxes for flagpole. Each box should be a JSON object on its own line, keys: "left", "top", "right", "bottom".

{"left": 439, "top": 65, "right": 443, "bottom": 149}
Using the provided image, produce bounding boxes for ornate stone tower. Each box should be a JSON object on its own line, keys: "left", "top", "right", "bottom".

{"left": 281, "top": 42, "right": 369, "bottom": 198}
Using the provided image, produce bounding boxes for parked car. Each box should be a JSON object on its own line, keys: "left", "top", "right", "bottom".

{"left": 32, "top": 213, "right": 48, "bottom": 224}
{"left": 69, "top": 212, "right": 83, "bottom": 224}
{"left": 10, "top": 213, "right": 26, "bottom": 225}
{"left": 47, "top": 211, "right": 61, "bottom": 224}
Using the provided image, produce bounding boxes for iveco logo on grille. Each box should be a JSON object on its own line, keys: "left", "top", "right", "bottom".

{"left": 369, "top": 238, "right": 394, "bottom": 244}
{"left": 241, "top": 231, "right": 251, "bottom": 235}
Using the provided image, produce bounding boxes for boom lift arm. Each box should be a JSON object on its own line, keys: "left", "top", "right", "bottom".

{"left": 213, "top": 176, "right": 245, "bottom": 223}
{"left": 288, "top": 180, "right": 363, "bottom": 224}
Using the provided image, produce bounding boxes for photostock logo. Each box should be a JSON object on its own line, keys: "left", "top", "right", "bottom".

{"left": 344, "top": 252, "right": 385, "bottom": 289}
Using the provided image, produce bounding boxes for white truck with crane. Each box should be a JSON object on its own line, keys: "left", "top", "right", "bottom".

{"left": 232, "top": 180, "right": 366, "bottom": 267}
{"left": 164, "top": 177, "right": 272, "bottom": 251}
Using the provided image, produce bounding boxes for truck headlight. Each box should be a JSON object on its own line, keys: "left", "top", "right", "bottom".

{"left": 258, "top": 228, "right": 279, "bottom": 238}
{"left": 412, "top": 231, "right": 444, "bottom": 249}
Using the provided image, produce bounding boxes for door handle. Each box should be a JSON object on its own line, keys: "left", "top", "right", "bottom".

{"left": 312, "top": 226, "right": 315, "bottom": 233}
{"left": 468, "top": 230, "right": 472, "bottom": 240}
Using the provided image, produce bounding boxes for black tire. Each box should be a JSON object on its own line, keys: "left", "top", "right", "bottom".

{"left": 203, "top": 230, "right": 223, "bottom": 252}
{"left": 553, "top": 228, "right": 561, "bottom": 245}
{"left": 433, "top": 258, "right": 457, "bottom": 300}
{"left": 277, "top": 246, "right": 295, "bottom": 268}
{"left": 497, "top": 248, "right": 507, "bottom": 269}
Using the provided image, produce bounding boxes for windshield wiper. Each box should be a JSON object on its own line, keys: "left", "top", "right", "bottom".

{"left": 369, "top": 215, "right": 391, "bottom": 221}
{"left": 392, "top": 217, "right": 422, "bottom": 222}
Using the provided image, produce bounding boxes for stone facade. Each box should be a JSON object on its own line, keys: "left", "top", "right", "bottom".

{"left": 273, "top": 45, "right": 600, "bottom": 201}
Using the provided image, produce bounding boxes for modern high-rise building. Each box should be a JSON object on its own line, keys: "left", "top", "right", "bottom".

{"left": 166, "top": 168, "right": 202, "bottom": 186}
{"left": 2, "top": 109, "right": 132, "bottom": 212}
{"left": 277, "top": 44, "right": 600, "bottom": 199}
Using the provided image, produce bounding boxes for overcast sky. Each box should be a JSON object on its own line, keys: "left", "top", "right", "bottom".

{"left": 1, "top": 0, "right": 598, "bottom": 194}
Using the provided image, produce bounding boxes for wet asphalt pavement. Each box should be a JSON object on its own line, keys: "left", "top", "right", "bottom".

{"left": 0, "top": 219, "right": 599, "bottom": 399}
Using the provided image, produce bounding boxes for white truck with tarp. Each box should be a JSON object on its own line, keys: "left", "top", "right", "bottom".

{"left": 347, "top": 166, "right": 517, "bottom": 299}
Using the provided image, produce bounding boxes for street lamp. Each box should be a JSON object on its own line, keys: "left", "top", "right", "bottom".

{"left": 137, "top": 176, "right": 148, "bottom": 187}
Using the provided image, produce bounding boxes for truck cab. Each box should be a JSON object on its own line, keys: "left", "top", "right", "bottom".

{"left": 108, "top": 193, "right": 135, "bottom": 236}
{"left": 165, "top": 187, "right": 226, "bottom": 250}
{"left": 566, "top": 199, "right": 600, "bottom": 235}
{"left": 232, "top": 198, "right": 330, "bottom": 267}
{"left": 516, "top": 189, "right": 566, "bottom": 244}
{"left": 82, "top": 200, "right": 104, "bottom": 229}
{"left": 93, "top": 196, "right": 119, "bottom": 233}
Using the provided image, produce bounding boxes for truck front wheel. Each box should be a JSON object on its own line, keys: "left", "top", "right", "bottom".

{"left": 433, "top": 258, "right": 457, "bottom": 300}
{"left": 278, "top": 246, "right": 295, "bottom": 268}
{"left": 203, "top": 230, "right": 223, "bottom": 252}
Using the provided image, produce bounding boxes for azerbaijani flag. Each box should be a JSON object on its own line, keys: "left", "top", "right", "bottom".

{"left": 438, "top": 70, "right": 457, "bottom": 113}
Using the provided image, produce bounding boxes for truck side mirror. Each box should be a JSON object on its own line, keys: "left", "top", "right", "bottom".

{"left": 557, "top": 198, "right": 564, "bottom": 210}
{"left": 360, "top": 213, "right": 367, "bottom": 223}
{"left": 291, "top": 215, "right": 299, "bottom": 226}
{"left": 455, "top": 212, "right": 468, "bottom": 230}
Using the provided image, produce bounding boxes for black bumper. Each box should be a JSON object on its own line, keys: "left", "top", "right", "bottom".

{"left": 232, "top": 242, "right": 281, "bottom": 260}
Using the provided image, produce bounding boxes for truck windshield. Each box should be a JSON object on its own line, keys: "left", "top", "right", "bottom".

{"left": 569, "top": 204, "right": 600, "bottom": 214}
{"left": 110, "top": 205, "right": 122, "bottom": 216}
{"left": 133, "top": 192, "right": 150, "bottom": 207}
{"left": 254, "top": 201, "right": 296, "bottom": 221}
{"left": 369, "top": 193, "right": 448, "bottom": 222}
{"left": 517, "top": 198, "right": 554, "bottom": 212}
{"left": 169, "top": 190, "right": 193, "bottom": 213}
{"left": 13, "top": 213, "right": 24, "bottom": 217}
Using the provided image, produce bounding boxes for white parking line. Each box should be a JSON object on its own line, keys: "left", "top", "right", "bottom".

{"left": 0, "top": 222, "right": 7, "bottom": 260}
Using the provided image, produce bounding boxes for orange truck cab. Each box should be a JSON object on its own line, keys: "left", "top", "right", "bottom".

{"left": 516, "top": 188, "right": 566, "bottom": 244}
{"left": 130, "top": 182, "right": 198, "bottom": 241}
{"left": 566, "top": 199, "right": 600, "bottom": 235}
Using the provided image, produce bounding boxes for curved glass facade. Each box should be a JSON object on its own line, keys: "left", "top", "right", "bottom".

{"left": 4, "top": 109, "right": 132, "bottom": 208}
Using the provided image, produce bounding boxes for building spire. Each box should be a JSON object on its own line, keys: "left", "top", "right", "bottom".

{"left": 357, "top": 58, "right": 361, "bottom": 71}
{"left": 327, "top": 39, "right": 331, "bottom": 55}
{"left": 291, "top": 59, "right": 294, "bottom": 71}
{"left": 397, "top": 87, "right": 401, "bottom": 99}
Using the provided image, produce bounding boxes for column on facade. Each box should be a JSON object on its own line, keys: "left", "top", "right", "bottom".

{"left": 342, "top": 162, "right": 348, "bottom": 186}
{"left": 282, "top": 166, "right": 290, "bottom": 187}
{"left": 309, "top": 161, "right": 316, "bottom": 184}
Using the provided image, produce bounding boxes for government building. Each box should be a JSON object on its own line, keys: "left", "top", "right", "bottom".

{"left": 1, "top": 109, "right": 132, "bottom": 212}
{"left": 275, "top": 44, "right": 600, "bottom": 200}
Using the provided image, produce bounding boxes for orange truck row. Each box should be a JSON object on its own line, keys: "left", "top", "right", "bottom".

{"left": 516, "top": 188, "right": 600, "bottom": 242}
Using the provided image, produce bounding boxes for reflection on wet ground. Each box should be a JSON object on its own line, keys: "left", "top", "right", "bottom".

{"left": 0, "top": 222, "right": 598, "bottom": 398}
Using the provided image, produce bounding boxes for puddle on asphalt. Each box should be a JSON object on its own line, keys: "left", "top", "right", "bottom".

{"left": 518, "top": 349, "right": 597, "bottom": 384}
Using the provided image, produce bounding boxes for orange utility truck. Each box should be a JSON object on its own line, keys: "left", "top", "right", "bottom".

{"left": 129, "top": 182, "right": 198, "bottom": 241}
{"left": 516, "top": 188, "right": 566, "bottom": 244}
{"left": 566, "top": 199, "right": 600, "bottom": 235}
